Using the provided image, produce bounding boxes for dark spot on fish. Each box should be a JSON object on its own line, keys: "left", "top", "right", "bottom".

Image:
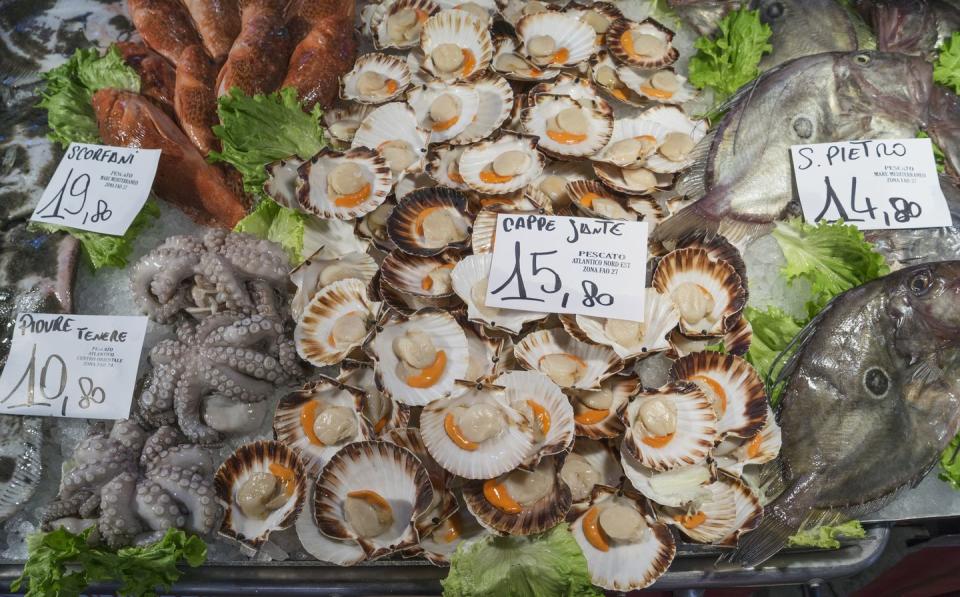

{"left": 863, "top": 367, "right": 890, "bottom": 397}
{"left": 763, "top": 2, "right": 784, "bottom": 20}
{"left": 910, "top": 269, "right": 932, "bottom": 295}
{"left": 0, "top": 456, "right": 15, "bottom": 483}
{"left": 792, "top": 116, "right": 813, "bottom": 139}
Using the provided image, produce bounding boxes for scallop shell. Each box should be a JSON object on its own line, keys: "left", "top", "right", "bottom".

{"left": 305, "top": 217, "right": 373, "bottom": 258}
{"left": 295, "top": 279, "right": 381, "bottom": 367}
{"left": 458, "top": 132, "right": 545, "bottom": 194}
{"left": 593, "top": 117, "right": 671, "bottom": 167}
{"left": 373, "top": 0, "right": 440, "bottom": 50}
{"left": 561, "top": 438, "right": 623, "bottom": 506}
{"left": 496, "top": 370, "right": 575, "bottom": 467}
{"left": 387, "top": 187, "right": 473, "bottom": 257}
{"left": 314, "top": 441, "right": 434, "bottom": 560}
{"left": 215, "top": 440, "right": 307, "bottom": 548}
{"left": 265, "top": 157, "right": 304, "bottom": 210}
{"left": 563, "top": 289, "right": 679, "bottom": 360}
{"left": 639, "top": 105, "right": 708, "bottom": 174}
{"left": 463, "top": 324, "right": 507, "bottom": 382}
{"left": 595, "top": 163, "right": 673, "bottom": 197}
{"left": 660, "top": 473, "right": 763, "bottom": 546}
{"left": 296, "top": 148, "right": 393, "bottom": 220}
{"left": 380, "top": 250, "right": 462, "bottom": 308}
{"left": 420, "top": 9, "right": 493, "bottom": 81}
{"left": 570, "top": 486, "right": 675, "bottom": 591}
{"left": 516, "top": 12, "right": 596, "bottom": 68}
{"left": 566, "top": 1, "right": 623, "bottom": 43}
{"left": 514, "top": 328, "right": 623, "bottom": 390}
{"left": 500, "top": 0, "right": 560, "bottom": 27}
{"left": 528, "top": 74, "right": 612, "bottom": 116}
{"left": 627, "top": 196, "right": 668, "bottom": 227}
{"left": 290, "top": 250, "right": 380, "bottom": 320}
{"left": 352, "top": 102, "right": 430, "bottom": 181}
{"left": 491, "top": 34, "right": 561, "bottom": 81}
{"left": 667, "top": 317, "right": 752, "bottom": 359}
{"left": 274, "top": 378, "right": 374, "bottom": 475}
{"left": 521, "top": 94, "right": 613, "bottom": 158}
{"left": 566, "top": 179, "right": 636, "bottom": 220}
{"left": 450, "top": 73, "right": 514, "bottom": 145}
{"left": 620, "top": 382, "right": 718, "bottom": 472}
{"left": 451, "top": 253, "right": 550, "bottom": 335}
{"left": 414, "top": 496, "right": 487, "bottom": 565}
{"left": 532, "top": 159, "right": 595, "bottom": 214}
{"left": 470, "top": 210, "right": 498, "bottom": 254}
{"left": 652, "top": 247, "right": 746, "bottom": 337}
{"left": 671, "top": 351, "right": 767, "bottom": 440}
{"left": 426, "top": 143, "right": 471, "bottom": 190}
{"left": 395, "top": 171, "right": 435, "bottom": 201}
{"left": 606, "top": 18, "right": 679, "bottom": 69}
{"left": 341, "top": 53, "right": 412, "bottom": 104}
{"left": 620, "top": 448, "right": 714, "bottom": 507}
{"left": 567, "top": 374, "right": 639, "bottom": 439}
{"left": 475, "top": 186, "right": 554, "bottom": 214}
{"left": 338, "top": 361, "right": 412, "bottom": 436}
{"left": 589, "top": 49, "right": 646, "bottom": 106}
{"left": 617, "top": 66, "right": 697, "bottom": 105}
{"left": 364, "top": 308, "right": 470, "bottom": 406}
{"left": 406, "top": 80, "right": 481, "bottom": 143}
{"left": 323, "top": 102, "right": 376, "bottom": 148}
{"left": 420, "top": 384, "right": 537, "bottom": 479}
{"left": 356, "top": 201, "right": 398, "bottom": 252}
{"left": 675, "top": 231, "right": 749, "bottom": 298}
{"left": 296, "top": 484, "right": 367, "bottom": 566}
{"left": 714, "top": 405, "right": 781, "bottom": 478}
{"left": 462, "top": 455, "right": 572, "bottom": 535}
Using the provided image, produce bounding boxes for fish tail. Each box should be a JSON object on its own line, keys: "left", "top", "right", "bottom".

{"left": 724, "top": 502, "right": 800, "bottom": 568}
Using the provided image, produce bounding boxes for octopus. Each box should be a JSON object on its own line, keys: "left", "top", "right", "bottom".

{"left": 41, "top": 421, "right": 220, "bottom": 549}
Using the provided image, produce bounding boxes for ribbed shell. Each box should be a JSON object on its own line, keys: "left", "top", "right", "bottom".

{"left": 379, "top": 250, "right": 462, "bottom": 307}
{"left": 491, "top": 34, "right": 561, "bottom": 81}
{"left": 324, "top": 102, "right": 376, "bottom": 147}
{"left": 563, "top": 289, "right": 679, "bottom": 360}
{"left": 406, "top": 80, "right": 481, "bottom": 143}
{"left": 451, "top": 253, "right": 550, "bottom": 334}
{"left": 561, "top": 438, "right": 623, "bottom": 505}
{"left": 458, "top": 132, "right": 545, "bottom": 194}
{"left": 593, "top": 117, "right": 671, "bottom": 167}
{"left": 626, "top": 196, "right": 668, "bottom": 226}
{"left": 566, "top": 179, "right": 636, "bottom": 220}
{"left": 521, "top": 94, "right": 613, "bottom": 158}
{"left": 620, "top": 448, "right": 714, "bottom": 507}
{"left": 426, "top": 143, "right": 471, "bottom": 190}
{"left": 514, "top": 328, "right": 623, "bottom": 390}
{"left": 567, "top": 374, "right": 638, "bottom": 439}
{"left": 589, "top": 50, "right": 646, "bottom": 106}
{"left": 470, "top": 210, "right": 498, "bottom": 254}
{"left": 215, "top": 440, "right": 307, "bottom": 548}
{"left": 620, "top": 382, "right": 718, "bottom": 471}
{"left": 532, "top": 159, "right": 595, "bottom": 214}
{"left": 356, "top": 201, "right": 398, "bottom": 252}
{"left": 373, "top": 0, "right": 440, "bottom": 50}
{"left": 296, "top": 483, "right": 367, "bottom": 566}
{"left": 414, "top": 499, "right": 487, "bottom": 566}
{"left": 449, "top": 73, "right": 514, "bottom": 145}
{"left": 352, "top": 102, "right": 430, "bottom": 180}
{"left": 666, "top": 317, "right": 753, "bottom": 359}
{"left": 265, "top": 157, "right": 304, "bottom": 210}
{"left": 676, "top": 231, "right": 749, "bottom": 298}
{"left": 296, "top": 148, "right": 393, "bottom": 220}
{"left": 606, "top": 18, "right": 679, "bottom": 69}
{"left": 463, "top": 323, "right": 506, "bottom": 383}
{"left": 652, "top": 247, "right": 746, "bottom": 337}
{"left": 639, "top": 105, "right": 708, "bottom": 174}
{"left": 294, "top": 279, "right": 380, "bottom": 367}
{"left": 290, "top": 250, "right": 380, "bottom": 321}
{"left": 340, "top": 53, "right": 412, "bottom": 104}
{"left": 714, "top": 404, "right": 781, "bottom": 478}
{"left": 528, "top": 74, "right": 612, "bottom": 116}
{"left": 617, "top": 66, "right": 697, "bottom": 105}
{"left": 660, "top": 473, "right": 763, "bottom": 546}
{"left": 566, "top": 1, "right": 623, "bottom": 43}
{"left": 338, "top": 362, "right": 411, "bottom": 436}
{"left": 386, "top": 187, "right": 473, "bottom": 256}
{"left": 496, "top": 370, "right": 575, "bottom": 467}
{"left": 516, "top": 12, "right": 596, "bottom": 67}
{"left": 419, "top": 9, "right": 493, "bottom": 81}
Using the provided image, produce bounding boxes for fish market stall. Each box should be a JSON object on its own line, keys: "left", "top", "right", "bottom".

{"left": 1, "top": 0, "right": 959, "bottom": 595}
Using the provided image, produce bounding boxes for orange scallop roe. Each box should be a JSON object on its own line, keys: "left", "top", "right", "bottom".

{"left": 639, "top": 85, "right": 674, "bottom": 99}
{"left": 385, "top": 79, "right": 399, "bottom": 94}
{"left": 746, "top": 433, "right": 763, "bottom": 458}
{"left": 479, "top": 169, "right": 515, "bottom": 184}
{"left": 641, "top": 432, "right": 674, "bottom": 448}
{"left": 440, "top": 512, "right": 463, "bottom": 543}
{"left": 448, "top": 170, "right": 465, "bottom": 184}
{"left": 578, "top": 192, "right": 602, "bottom": 208}
{"left": 527, "top": 399, "right": 551, "bottom": 435}
{"left": 407, "top": 350, "right": 447, "bottom": 388}
{"left": 483, "top": 478, "right": 522, "bottom": 514}
{"left": 620, "top": 30, "right": 637, "bottom": 58}
{"left": 414, "top": 206, "right": 442, "bottom": 236}
{"left": 347, "top": 489, "right": 391, "bottom": 512}
{"left": 444, "top": 412, "right": 479, "bottom": 451}
{"left": 300, "top": 401, "right": 325, "bottom": 446}
{"left": 675, "top": 511, "right": 706, "bottom": 529}
{"left": 374, "top": 414, "right": 389, "bottom": 434}
{"left": 421, "top": 263, "right": 456, "bottom": 290}
{"left": 333, "top": 183, "right": 372, "bottom": 208}
{"left": 551, "top": 48, "right": 570, "bottom": 64}
{"left": 268, "top": 463, "right": 296, "bottom": 497}
{"left": 461, "top": 49, "right": 476, "bottom": 77}
{"left": 611, "top": 87, "right": 628, "bottom": 101}
{"left": 574, "top": 406, "right": 609, "bottom": 425}
{"left": 582, "top": 506, "right": 609, "bottom": 551}
{"left": 432, "top": 114, "right": 459, "bottom": 132}
{"left": 690, "top": 374, "right": 727, "bottom": 416}
{"left": 546, "top": 130, "right": 588, "bottom": 145}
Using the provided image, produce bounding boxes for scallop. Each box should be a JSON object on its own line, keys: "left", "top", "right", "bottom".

{"left": 570, "top": 486, "right": 675, "bottom": 591}
{"left": 528, "top": 74, "right": 613, "bottom": 116}
{"left": 435, "top": 0, "right": 499, "bottom": 25}
{"left": 496, "top": 370, "right": 575, "bottom": 467}
{"left": 533, "top": 160, "right": 595, "bottom": 214}
{"left": 352, "top": 102, "right": 430, "bottom": 182}
{"left": 341, "top": 53, "right": 412, "bottom": 104}
{"left": 462, "top": 455, "right": 572, "bottom": 535}
{"left": 463, "top": 324, "right": 507, "bottom": 383}
{"left": 406, "top": 80, "right": 481, "bottom": 143}
{"left": 356, "top": 200, "right": 398, "bottom": 252}
{"left": 514, "top": 328, "right": 623, "bottom": 390}
{"left": 475, "top": 186, "right": 554, "bottom": 214}
{"left": 565, "top": 180, "right": 636, "bottom": 220}
{"left": 313, "top": 441, "right": 434, "bottom": 561}
{"left": 296, "top": 481, "right": 368, "bottom": 566}
{"left": 426, "top": 144, "right": 471, "bottom": 190}
{"left": 289, "top": 250, "right": 379, "bottom": 321}
{"left": 620, "top": 449, "right": 714, "bottom": 507}
{"left": 667, "top": 317, "right": 753, "bottom": 359}
{"left": 516, "top": 12, "right": 596, "bottom": 68}
{"left": 458, "top": 132, "right": 545, "bottom": 194}
{"left": 626, "top": 196, "right": 668, "bottom": 228}
{"left": 589, "top": 50, "right": 646, "bottom": 106}
{"left": 373, "top": 0, "right": 440, "bottom": 50}
{"left": 273, "top": 378, "right": 373, "bottom": 475}
{"left": 338, "top": 362, "right": 412, "bottom": 436}
{"left": 566, "top": 1, "right": 623, "bottom": 43}
{"left": 215, "top": 440, "right": 307, "bottom": 549}
{"left": 500, "top": 0, "right": 556, "bottom": 27}
{"left": 415, "top": 496, "right": 487, "bottom": 565}
{"left": 606, "top": 18, "right": 679, "bottom": 69}
{"left": 380, "top": 250, "right": 461, "bottom": 308}
{"left": 470, "top": 209, "right": 498, "bottom": 254}
{"left": 561, "top": 438, "right": 623, "bottom": 505}
{"left": 659, "top": 473, "right": 763, "bottom": 546}
{"left": 652, "top": 247, "right": 746, "bottom": 337}
{"left": 521, "top": 94, "right": 613, "bottom": 159}
{"left": 387, "top": 187, "right": 473, "bottom": 256}
{"left": 593, "top": 117, "right": 670, "bottom": 168}
{"left": 296, "top": 148, "right": 393, "bottom": 220}
{"left": 491, "top": 34, "right": 560, "bottom": 81}
{"left": 617, "top": 67, "right": 698, "bottom": 105}
{"left": 420, "top": 9, "right": 493, "bottom": 81}
{"left": 639, "top": 105, "right": 708, "bottom": 174}
{"left": 451, "top": 253, "right": 550, "bottom": 334}
{"left": 594, "top": 163, "right": 673, "bottom": 197}
{"left": 562, "top": 289, "right": 679, "bottom": 360}
{"left": 713, "top": 404, "right": 781, "bottom": 478}
{"left": 449, "top": 73, "right": 514, "bottom": 145}
{"left": 264, "top": 157, "right": 304, "bottom": 210}
{"left": 567, "top": 374, "right": 639, "bottom": 439}
{"left": 295, "top": 278, "right": 381, "bottom": 367}
{"left": 323, "top": 102, "right": 375, "bottom": 149}
{"left": 364, "top": 309, "right": 470, "bottom": 406}
{"left": 420, "top": 384, "right": 537, "bottom": 479}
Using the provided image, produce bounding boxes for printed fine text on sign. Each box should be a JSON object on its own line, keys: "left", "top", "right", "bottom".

{"left": 31, "top": 143, "right": 161, "bottom": 235}
{"left": 791, "top": 138, "right": 949, "bottom": 230}
{"left": 0, "top": 314, "right": 148, "bottom": 419}
{"left": 485, "top": 214, "right": 649, "bottom": 321}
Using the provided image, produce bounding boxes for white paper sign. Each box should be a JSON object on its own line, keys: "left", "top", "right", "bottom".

{"left": 485, "top": 214, "right": 649, "bottom": 321}
{"left": 31, "top": 143, "right": 161, "bottom": 235}
{"left": 791, "top": 138, "right": 950, "bottom": 230}
{"left": 0, "top": 314, "right": 148, "bottom": 419}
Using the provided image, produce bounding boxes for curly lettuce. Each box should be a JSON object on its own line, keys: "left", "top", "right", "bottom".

{"left": 234, "top": 198, "right": 307, "bottom": 264}
{"left": 934, "top": 32, "right": 960, "bottom": 94}
{"left": 788, "top": 520, "right": 866, "bottom": 550}
{"left": 688, "top": 8, "right": 772, "bottom": 107}
{"left": 940, "top": 432, "right": 960, "bottom": 490}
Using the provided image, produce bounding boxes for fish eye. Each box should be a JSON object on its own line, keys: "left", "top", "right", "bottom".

{"left": 854, "top": 53, "right": 872, "bottom": 65}
{"left": 764, "top": 1, "right": 784, "bottom": 19}
{"left": 863, "top": 367, "right": 889, "bottom": 398}
{"left": 910, "top": 270, "right": 932, "bottom": 295}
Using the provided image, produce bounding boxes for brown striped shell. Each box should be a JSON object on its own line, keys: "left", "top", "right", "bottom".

{"left": 387, "top": 187, "right": 473, "bottom": 257}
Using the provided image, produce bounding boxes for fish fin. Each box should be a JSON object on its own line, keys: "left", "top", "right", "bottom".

{"left": 722, "top": 500, "right": 799, "bottom": 568}
{"left": 650, "top": 201, "right": 720, "bottom": 246}
{"left": 768, "top": 298, "right": 839, "bottom": 394}
{"left": 911, "top": 355, "right": 944, "bottom": 386}
{"left": 718, "top": 219, "right": 772, "bottom": 249}
{"left": 676, "top": 128, "right": 718, "bottom": 201}
{"left": 757, "top": 459, "right": 787, "bottom": 502}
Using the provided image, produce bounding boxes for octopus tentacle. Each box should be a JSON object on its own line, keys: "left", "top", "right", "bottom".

{"left": 135, "top": 478, "right": 187, "bottom": 532}
{"left": 197, "top": 252, "right": 255, "bottom": 313}
{"left": 149, "top": 444, "right": 214, "bottom": 476}
{"left": 78, "top": 492, "right": 101, "bottom": 518}
{"left": 139, "top": 364, "right": 180, "bottom": 423}
{"left": 174, "top": 369, "right": 223, "bottom": 444}
{"left": 209, "top": 315, "right": 284, "bottom": 348}
{"left": 61, "top": 457, "right": 136, "bottom": 498}
{"left": 99, "top": 472, "right": 143, "bottom": 548}
{"left": 109, "top": 419, "right": 149, "bottom": 453}
{"left": 140, "top": 425, "right": 186, "bottom": 469}
{"left": 145, "top": 465, "right": 219, "bottom": 534}
{"left": 40, "top": 491, "right": 92, "bottom": 527}
{"left": 201, "top": 345, "right": 283, "bottom": 384}
{"left": 201, "top": 364, "right": 277, "bottom": 403}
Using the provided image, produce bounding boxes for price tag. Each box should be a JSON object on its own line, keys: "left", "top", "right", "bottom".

{"left": 31, "top": 143, "right": 161, "bottom": 235}
{"left": 791, "top": 138, "right": 949, "bottom": 230}
{"left": 486, "top": 214, "right": 648, "bottom": 321}
{"left": 0, "top": 314, "right": 148, "bottom": 419}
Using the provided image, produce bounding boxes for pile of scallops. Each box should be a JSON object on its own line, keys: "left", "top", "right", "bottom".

{"left": 212, "top": 0, "right": 782, "bottom": 590}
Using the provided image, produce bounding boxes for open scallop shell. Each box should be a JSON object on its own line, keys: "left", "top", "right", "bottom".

{"left": 387, "top": 187, "right": 473, "bottom": 256}
{"left": 639, "top": 105, "right": 708, "bottom": 174}
{"left": 590, "top": 50, "right": 646, "bottom": 106}
{"left": 364, "top": 309, "right": 470, "bottom": 406}
{"left": 352, "top": 102, "right": 430, "bottom": 181}
{"left": 314, "top": 441, "right": 434, "bottom": 560}
{"left": 621, "top": 448, "right": 714, "bottom": 507}
{"left": 567, "top": 374, "right": 638, "bottom": 439}
{"left": 593, "top": 117, "right": 671, "bottom": 167}
{"left": 571, "top": 486, "right": 675, "bottom": 591}
{"left": 420, "top": 9, "right": 493, "bottom": 81}
{"left": 295, "top": 278, "right": 381, "bottom": 367}
{"left": 714, "top": 405, "right": 781, "bottom": 478}
{"left": 265, "top": 157, "right": 304, "bottom": 210}
{"left": 491, "top": 34, "right": 560, "bottom": 81}
{"left": 561, "top": 438, "right": 623, "bottom": 505}
{"left": 215, "top": 440, "right": 307, "bottom": 548}
{"left": 514, "top": 328, "right": 623, "bottom": 390}
{"left": 420, "top": 383, "right": 537, "bottom": 479}
{"left": 516, "top": 12, "right": 596, "bottom": 68}
{"left": 496, "top": 370, "right": 575, "bottom": 467}
{"left": 627, "top": 196, "right": 668, "bottom": 228}
{"left": 324, "top": 102, "right": 376, "bottom": 149}
{"left": 296, "top": 482, "right": 367, "bottom": 566}
{"left": 652, "top": 247, "right": 746, "bottom": 337}
{"left": 380, "top": 250, "right": 461, "bottom": 308}
{"left": 563, "top": 289, "right": 679, "bottom": 360}
{"left": 426, "top": 143, "right": 471, "bottom": 190}
{"left": 595, "top": 164, "right": 673, "bottom": 197}
{"left": 450, "top": 74, "right": 514, "bottom": 145}
{"left": 499, "top": 0, "right": 559, "bottom": 27}
{"left": 470, "top": 210, "right": 498, "bottom": 254}
{"left": 521, "top": 94, "right": 613, "bottom": 159}
{"left": 462, "top": 455, "right": 572, "bottom": 535}
{"left": 618, "top": 67, "right": 697, "bottom": 105}
{"left": 473, "top": 186, "right": 554, "bottom": 214}
{"left": 290, "top": 250, "right": 380, "bottom": 320}
{"left": 463, "top": 324, "right": 507, "bottom": 382}
{"left": 667, "top": 319, "right": 753, "bottom": 359}
{"left": 459, "top": 132, "right": 545, "bottom": 194}
{"left": 675, "top": 231, "right": 749, "bottom": 299}
{"left": 406, "top": 80, "right": 481, "bottom": 143}
{"left": 532, "top": 159, "right": 595, "bottom": 214}
{"left": 606, "top": 18, "right": 679, "bottom": 69}
{"left": 566, "top": 179, "right": 636, "bottom": 220}
{"left": 528, "top": 74, "right": 612, "bottom": 116}
{"left": 620, "top": 382, "right": 718, "bottom": 472}
{"left": 296, "top": 148, "right": 393, "bottom": 220}
{"left": 566, "top": 1, "right": 623, "bottom": 43}
{"left": 274, "top": 378, "right": 373, "bottom": 475}
{"left": 339, "top": 361, "right": 412, "bottom": 436}
{"left": 671, "top": 351, "right": 767, "bottom": 440}
{"left": 660, "top": 473, "right": 763, "bottom": 546}
{"left": 451, "top": 253, "right": 550, "bottom": 335}
{"left": 373, "top": 0, "right": 440, "bottom": 50}
{"left": 356, "top": 201, "right": 398, "bottom": 252}
{"left": 414, "top": 496, "right": 487, "bottom": 565}
{"left": 341, "top": 53, "right": 412, "bottom": 104}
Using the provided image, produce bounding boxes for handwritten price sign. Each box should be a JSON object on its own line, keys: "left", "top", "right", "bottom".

{"left": 791, "top": 138, "right": 950, "bottom": 230}
{"left": 31, "top": 143, "right": 160, "bottom": 235}
{"left": 485, "top": 214, "right": 649, "bottom": 321}
{"left": 0, "top": 314, "right": 147, "bottom": 419}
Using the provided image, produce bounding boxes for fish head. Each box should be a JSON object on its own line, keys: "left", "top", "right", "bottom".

{"left": 853, "top": 0, "right": 939, "bottom": 55}
{"left": 887, "top": 261, "right": 960, "bottom": 354}
{"left": 833, "top": 51, "right": 932, "bottom": 132}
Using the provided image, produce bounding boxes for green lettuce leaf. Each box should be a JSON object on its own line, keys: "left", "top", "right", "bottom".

{"left": 234, "top": 198, "right": 307, "bottom": 264}
{"left": 934, "top": 32, "right": 960, "bottom": 94}
{"left": 12, "top": 527, "right": 206, "bottom": 597}
{"left": 788, "top": 520, "right": 866, "bottom": 549}
{"left": 39, "top": 46, "right": 140, "bottom": 148}
{"left": 940, "top": 432, "right": 960, "bottom": 490}
{"left": 442, "top": 523, "right": 602, "bottom": 597}
{"left": 917, "top": 130, "right": 946, "bottom": 173}
{"left": 772, "top": 218, "right": 890, "bottom": 319}
{"left": 688, "top": 8, "right": 772, "bottom": 107}
{"left": 744, "top": 306, "right": 804, "bottom": 405}
{"left": 210, "top": 87, "right": 325, "bottom": 199}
